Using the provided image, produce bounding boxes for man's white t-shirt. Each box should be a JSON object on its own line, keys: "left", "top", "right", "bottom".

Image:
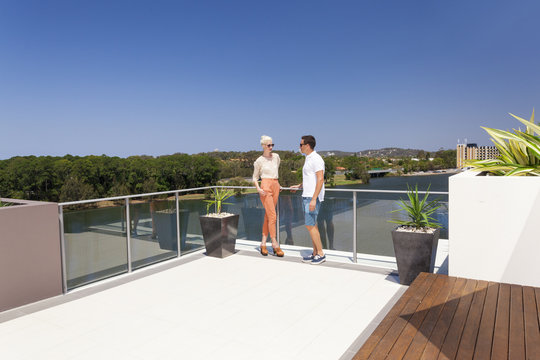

{"left": 302, "top": 151, "right": 325, "bottom": 202}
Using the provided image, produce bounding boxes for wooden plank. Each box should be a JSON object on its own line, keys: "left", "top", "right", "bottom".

{"left": 508, "top": 284, "right": 525, "bottom": 359}
{"left": 355, "top": 274, "right": 540, "bottom": 360}
{"left": 420, "top": 277, "right": 467, "bottom": 360}
{"left": 386, "top": 274, "right": 448, "bottom": 359}
{"left": 473, "top": 282, "right": 499, "bottom": 360}
{"left": 535, "top": 287, "right": 540, "bottom": 335}
{"left": 437, "top": 278, "right": 478, "bottom": 360}
{"left": 455, "top": 280, "right": 488, "bottom": 360}
{"left": 354, "top": 272, "right": 431, "bottom": 359}
{"left": 402, "top": 276, "right": 457, "bottom": 360}
{"left": 492, "top": 283, "right": 510, "bottom": 360}
{"left": 367, "top": 273, "right": 438, "bottom": 360}
{"left": 523, "top": 286, "right": 540, "bottom": 360}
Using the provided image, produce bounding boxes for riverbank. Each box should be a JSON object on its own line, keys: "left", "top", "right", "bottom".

{"left": 402, "top": 169, "right": 460, "bottom": 176}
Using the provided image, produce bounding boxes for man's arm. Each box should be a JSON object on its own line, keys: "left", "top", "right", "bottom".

{"left": 309, "top": 170, "right": 324, "bottom": 211}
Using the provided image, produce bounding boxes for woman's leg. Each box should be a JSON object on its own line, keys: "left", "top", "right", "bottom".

{"left": 269, "top": 180, "right": 280, "bottom": 246}
{"left": 261, "top": 190, "right": 276, "bottom": 240}
{"left": 260, "top": 179, "right": 280, "bottom": 243}
{"left": 259, "top": 183, "right": 271, "bottom": 245}
{"left": 268, "top": 180, "right": 284, "bottom": 256}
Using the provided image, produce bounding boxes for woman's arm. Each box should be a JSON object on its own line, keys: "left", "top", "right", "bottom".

{"left": 253, "top": 159, "right": 265, "bottom": 195}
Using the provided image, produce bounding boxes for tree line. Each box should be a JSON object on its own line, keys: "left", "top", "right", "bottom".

{"left": 0, "top": 149, "right": 456, "bottom": 202}
{"left": 0, "top": 154, "right": 220, "bottom": 202}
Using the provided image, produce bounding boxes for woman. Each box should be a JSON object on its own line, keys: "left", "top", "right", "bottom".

{"left": 252, "top": 135, "right": 284, "bottom": 257}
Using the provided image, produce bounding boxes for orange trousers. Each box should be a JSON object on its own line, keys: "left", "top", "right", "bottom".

{"left": 259, "top": 178, "right": 280, "bottom": 239}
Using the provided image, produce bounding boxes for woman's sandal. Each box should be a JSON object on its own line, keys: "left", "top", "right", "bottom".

{"left": 272, "top": 246, "right": 284, "bottom": 257}
{"left": 260, "top": 245, "right": 268, "bottom": 256}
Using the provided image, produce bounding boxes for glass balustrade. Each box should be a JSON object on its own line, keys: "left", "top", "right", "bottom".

{"left": 275, "top": 190, "right": 355, "bottom": 252}
{"left": 62, "top": 200, "right": 128, "bottom": 289}
{"left": 176, "top": 192, "right": 207, "bottom": 254}
{"left": 129, "top": 196, "right": 178, "bottom": 270}
{"left": 60, "top": 186, "right": 449, "bottom": 290}
{"left": 355, "top": 192, "right": 449, "bottom": 258}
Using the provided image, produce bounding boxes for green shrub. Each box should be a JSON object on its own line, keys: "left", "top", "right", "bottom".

{"left": 389, "top": 184, "right": 442, "bottom": 229}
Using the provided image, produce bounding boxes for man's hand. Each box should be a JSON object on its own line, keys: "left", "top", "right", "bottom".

{"left": 289, "top": 184, "right": 301, "bottom": 193}
{"left": 309, "top": 199, "right": 316, "bottom": 212}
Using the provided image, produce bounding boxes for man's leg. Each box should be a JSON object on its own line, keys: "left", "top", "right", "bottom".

{"left": 306, "top": 224, "right": 324, "bottom": 256}
{"left": 317, "top": 217, "right": 327, "bottom": 248}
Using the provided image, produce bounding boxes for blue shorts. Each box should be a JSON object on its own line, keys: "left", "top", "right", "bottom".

{"left": 303, "top": 197, "right": 321, "bottom": 226}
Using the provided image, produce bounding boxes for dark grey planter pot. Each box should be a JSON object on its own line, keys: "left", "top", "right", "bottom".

{"left": 154, "top": 209, "right": 190, "bottom": 251}
{"left": 391, "top": 227, "right": 440, "bottom": 285}
{"left": 199, "top": 214, "right": 239, "bottom": 258}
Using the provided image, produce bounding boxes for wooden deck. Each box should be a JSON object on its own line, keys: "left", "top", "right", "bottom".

{"left": 354, "top": 272, "right": 540, "bottom": 359}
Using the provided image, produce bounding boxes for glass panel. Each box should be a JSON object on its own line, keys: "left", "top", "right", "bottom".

{"left": 130, "top": 196, "right": 177, "bottom": 270}
{"left": 356, "top": 192, "right": 449, "bottom": 257}
{"left": 178, "top": 192, "right": 207, "bottom": 254}
{"left": 319, "top": 191, "right": 354, "bottom": 252}
{"left": 132, "top": 192, "right": 210, "bottom": 259}
{"left": 234, "top": 192, "right": 265, "bottom": 241}
{"left": 278, "top": 191, "right": 311, "bottom": 247}
{"left": 63, "top": 201, "right": 128, "bottom": 289}
{"left": 278, "top": 191, "right": 306, "bottom": 246}
{"left": 278, "top": 190, "right": 354, "bottom": 252}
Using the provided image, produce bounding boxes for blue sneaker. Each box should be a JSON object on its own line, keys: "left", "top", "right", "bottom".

{"left": 311, "top": 254, "right": 326, "bottom": 265}
{"left": 302, "top": 254, "right": 315, "bottom": 263}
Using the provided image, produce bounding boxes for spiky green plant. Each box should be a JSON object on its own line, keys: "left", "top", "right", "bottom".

{"left": 0, "top": 198, "right": 12, "bottom": 207}
{"left": 204, "top": 188, "right": 235, "bottom": 214}
{"left": 466, "top": 110, "right": 540, "bottom": 176}
{"left": 389, "top": 184, "right": 442, "bottom": 229}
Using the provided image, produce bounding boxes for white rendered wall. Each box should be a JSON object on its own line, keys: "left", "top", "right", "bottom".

{"left": 449, "top": 171, "right": 540, "bottom": 287}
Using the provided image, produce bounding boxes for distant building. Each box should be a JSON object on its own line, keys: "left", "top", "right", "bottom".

{"left": 457, "top": 142, "right": 499, "bottom": 169}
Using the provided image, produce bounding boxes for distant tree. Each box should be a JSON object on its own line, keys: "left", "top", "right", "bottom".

{"left": 340, "top": 155, "right": 368, "bottom": 183}
{"left": 280, "top": 169, "right": 300, "bottom": 187}
{"left": 108, "top": 182, "right": 130, "bottom": 197}
{"left": 141, "top": 178, "right": 159, "bottom": 194}
{"left": 434, "top": 149, "right": 457, "bottom": 168}
{"left": 323, "top": 157, "right": 336, "bottom": 186}
{"left": 59, "top": 177, "right": 96, "bottom": 202}
{"left": 221, "top": 177, "right": 251, "bottom": 196}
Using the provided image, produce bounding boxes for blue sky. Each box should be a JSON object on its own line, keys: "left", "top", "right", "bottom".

{"left": 1, "top": 0, "right": 539, "bottom": 159}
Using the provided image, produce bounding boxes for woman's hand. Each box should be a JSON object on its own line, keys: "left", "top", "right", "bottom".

{"left": 257, "top": 188, "right": 266, "bottom": 196}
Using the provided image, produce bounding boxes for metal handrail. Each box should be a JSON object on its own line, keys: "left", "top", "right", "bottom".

{"left": 58, "top": 186, "right": 214, "bottom": 206}
{"left": 59, "top": 185, "right": 448, "bottom": 206}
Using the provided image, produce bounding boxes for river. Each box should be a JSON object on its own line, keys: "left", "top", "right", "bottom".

{"left": 336, "top": 172, "right": 452, "bottom": 192}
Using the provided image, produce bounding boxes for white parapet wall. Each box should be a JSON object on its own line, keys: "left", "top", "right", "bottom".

{"left": 449, "top": 171, "right": 540, "bottom": 287}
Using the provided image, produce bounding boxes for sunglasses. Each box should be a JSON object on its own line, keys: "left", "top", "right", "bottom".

{"left": 299, "top": 143, "right": 305, "bottom": 147}
{"left": 265, "top": 144, "right": 274, "bottom": 147}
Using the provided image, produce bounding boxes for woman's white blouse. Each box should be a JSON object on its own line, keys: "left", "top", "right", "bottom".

{"left": 252, "top": 153, "right": 280, "bottom": 182}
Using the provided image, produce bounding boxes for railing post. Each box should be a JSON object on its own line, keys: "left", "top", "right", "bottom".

{"left": 58, "top": 205, "right": 68, "bottom": 293}
{"left": 176, "top": 192, "right": 181, "bottom": 257}
{"left": 353, "top": 192, "right": 357, "bottom": 263}
{"left": 126, "top": 198, "right": 132, "bottom": 273}
{"left": 121, "top": 206, "right": 125, "bottom": 232}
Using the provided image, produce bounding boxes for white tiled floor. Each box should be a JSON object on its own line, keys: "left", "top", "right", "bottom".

{"left": 0, "top": 245, "right": 416, "bottom": 360}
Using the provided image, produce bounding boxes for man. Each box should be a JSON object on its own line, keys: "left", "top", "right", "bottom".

{"left": 291, "top": 135, "right": 326, "bottom": 264}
